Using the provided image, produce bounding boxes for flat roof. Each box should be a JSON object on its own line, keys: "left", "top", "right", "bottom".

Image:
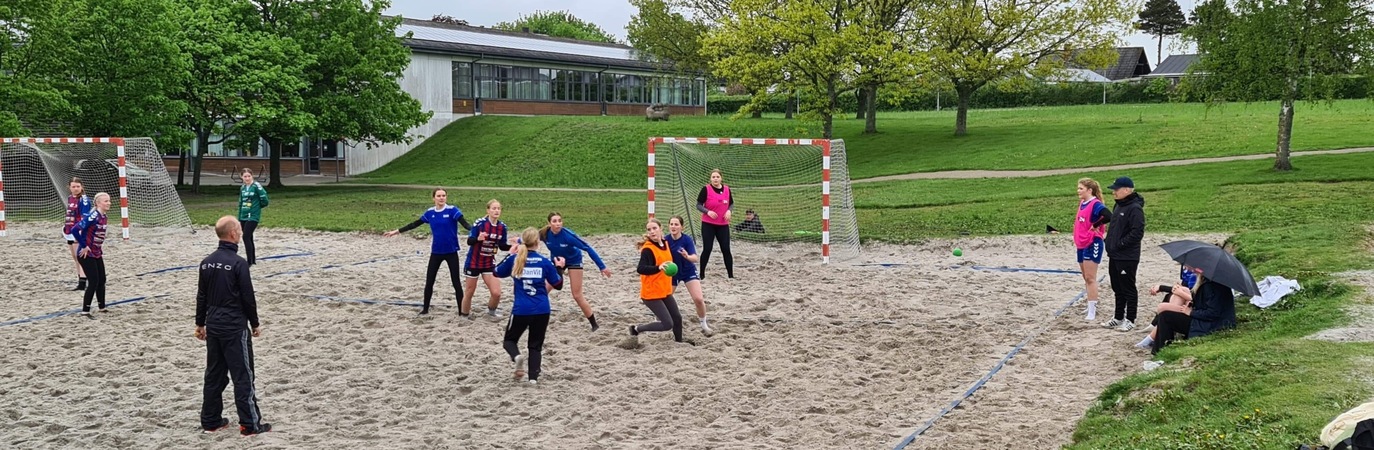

{"left": 395, "top": 18, "right": 661, "bottom": 71}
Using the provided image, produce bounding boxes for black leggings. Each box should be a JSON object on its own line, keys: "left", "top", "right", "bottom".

{"left": 503, "top": 314, "right": 550, "bottom": 380}
{"left": 699, "top": 222, "right": 733, "bottom": 278}
{"left": 1151, "top": 310, "right": 1192, "bottom": 354}
{"left": 242, "top": 220, "right": 258, "bottom": 265}
{"left": 79, "top": 256, "right": 107, "bottom": 312}
{"left": 423, "top": 253, "right": 463, "bottom": 312}
{"left": 637, "top": 296, "right": 684, "bottom": 342}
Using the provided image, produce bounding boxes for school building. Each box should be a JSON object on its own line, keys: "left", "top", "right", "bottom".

{"left": 166, "top": 17, "right": 708, "bottom": 177}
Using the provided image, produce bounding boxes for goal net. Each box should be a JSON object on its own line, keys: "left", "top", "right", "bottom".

{"left": 648, "top": 138, "right": 860, "bottom": 263}
{"left": 0, "top": 137, "right": 192, "bottom": 238}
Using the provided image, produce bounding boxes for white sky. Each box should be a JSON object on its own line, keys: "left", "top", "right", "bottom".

{"left": 385, "top": 0, "right": 1199, "bottom": 68}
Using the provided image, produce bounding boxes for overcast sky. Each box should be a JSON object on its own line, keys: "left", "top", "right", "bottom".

{"left": 385, "top": 0, "right": 1199, "bottom": 68}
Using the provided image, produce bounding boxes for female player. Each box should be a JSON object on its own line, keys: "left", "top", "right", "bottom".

{"left": 1074, "top": 178, "right": 1111, "bottom": 321}
{"left": 666, "top": 216, "right": 711, "bottom": 336}
{"left": 238, "top": 169, "right": 270, "bottom": 265}
{"left": 540, "top": 212, "right": 612, "bottom": 331}
{"left": 462, "top": 199, "right": 511, "bottom": 318}
{"left": 74, "top": 193, "right": 112, "bottom": 317}
{"left": 696, "top": 169, "right": 735, "bottom": 279}
{"left": 384, "top": 188, "right": 471, "bottom": 315}
{"left": 63, "top": 177, "right": 93, "bottom": 290}
{"left": 628, "top": 218, "right": 686, "bottom": 343}
{"left": 494, "top": 227, "right": 564, "bottom": 384}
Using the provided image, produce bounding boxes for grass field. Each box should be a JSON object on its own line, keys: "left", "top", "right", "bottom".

{"left": 173, "top": 105, "right": 1374, "bottom": 448}
{"left": 356, "top": 100, "right": 1374, "bottom": 188}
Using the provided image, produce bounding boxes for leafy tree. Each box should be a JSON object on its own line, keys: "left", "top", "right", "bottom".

{"left": 705, "top": 0, "right": 865, "bottom": 138}
{"left": 429, "top": 14, "right": 467, "bottom": 25}
{"left": 243, "top": 0, "right": 429, "bottom": 187}
{"left": 851, "top": 0, "right": 922, "bottom": 134}
{"left": 627, "top": 0, "right": 712, "bottom": 74}
{"left": 0, "top": 0, "right": 70, "bottom": 136}
{"left": 1185, "top": 0, "right": 1374, "bottom": 171}
{"left": 495, "top": 10, "right": 618, "bottom": 43}
{"left": 917, "top": 0, "right": 1134, "bottom": 135}
{"left": 1137, "top": 0, "right": 1189, "bottom": 63}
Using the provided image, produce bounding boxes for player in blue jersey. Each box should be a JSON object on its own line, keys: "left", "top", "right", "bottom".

{"left": 462, "top": 199, "right": 511, "bottom": 318}
{"left": 539, "top": 212, "right": 612, "bottom": 331}
{"left": 494, "top": 227, "right": 564, "bottom": 384}
{"left": 666, "top": 216, "right": 711, "bottom": 336}
{"left": 63, "top": 178, "right": 94, "bottom": 290}
{"left": 385, "top": 189, "right": 472, "bottom": 315}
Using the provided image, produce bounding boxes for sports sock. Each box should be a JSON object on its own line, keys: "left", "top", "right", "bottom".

{"left": 1135, "top": 335, "right": 1154, "bottom": 348}
{"left": 1086, "top": 301, "right": 1098, "bottom": 320}
{"left": 587, "top": 315, "right": 598, "bottom": 330}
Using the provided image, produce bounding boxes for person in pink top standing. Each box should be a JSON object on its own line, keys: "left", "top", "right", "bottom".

{"left": 1074, "top": 178, "right": 1112, "bottom": 321}
{"left": 696, "top": 169, "right": 735, "bottom": 279}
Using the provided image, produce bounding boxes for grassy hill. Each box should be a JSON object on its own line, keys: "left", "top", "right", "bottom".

{"left": 356, "top": 100, "right": 1374, "bottom": 188}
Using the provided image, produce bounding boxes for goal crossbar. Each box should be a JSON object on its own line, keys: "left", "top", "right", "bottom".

{"left": 0, "top": 137, "right": 131, "bottom": 239}
{"left": 647, "top": 136, "right": 850, "bottom": 264}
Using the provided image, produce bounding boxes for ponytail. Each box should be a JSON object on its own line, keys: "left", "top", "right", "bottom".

{"left": 540, "top": 212, "right": 561, "bottom": 242}
{"left": 512, "top": 227, "right": 540, "bottom": 276}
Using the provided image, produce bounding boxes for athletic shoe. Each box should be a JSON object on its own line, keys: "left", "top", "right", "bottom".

{"left": 417, "top": 308, "right": 429, "bottom": 316}
{"left": 202, "top": 418, "right": 230, "bottom": 433}
{"left": 487, "top": 309, "right": 503, "bottom": 319}
{"left": 240, "top": 423, "right": 272, "bottom": 436}
{"left": 80, "top": 311, "right": 95, "bottom": 319}
{"left": 528, "top": 379, "right": 538, "bottom": 385}
{"left": 513, "top": 354, "right": 527, "bottom": 380}
{"left": 98, "top": 307, "right": 108, "bottom": 313}
{"left": 700, "top": 321, "right": 713, "bottom": 336}
{"left": 1118, "top": 321, "right": 1135, "bottom": 332}
{"left": 1101, "top": 319, "right": 1122, "bottom": 329}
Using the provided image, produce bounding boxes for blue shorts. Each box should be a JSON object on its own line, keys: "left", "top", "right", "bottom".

{"left": 1076, "top": 239, "right": 1104, "bottom": 264}
{"left": 672, "top": 272, "right": 700, "bottom": 287}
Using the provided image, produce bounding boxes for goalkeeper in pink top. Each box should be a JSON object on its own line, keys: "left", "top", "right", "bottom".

{"left": 1074, "top": 178, "right": 1111, "bottom": 321}
{"left": 696, "top": 169, "right": 734, "bottom": 279}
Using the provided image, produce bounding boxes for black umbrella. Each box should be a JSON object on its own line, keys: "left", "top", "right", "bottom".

{"left": 1159, "top": 240, "right": 1261, "bottom": 296}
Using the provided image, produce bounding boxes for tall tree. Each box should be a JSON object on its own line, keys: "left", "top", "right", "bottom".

{"left": 0, "top": 0, "right": 71, "bottom": 136}
{"left": 917, "top": 0, "right": 1134, "bottom": 135}
{"left": 705, "top": 0, "right": 864, "bottom": 139}
{"left": 27, "top": 0, "right": 193, "bottom": 148}
{"left": 244, "top": 0, "right": 430, "bottom": 187}
{"left": 627, "top": 0, "right": 712, "bottom": 74}
{"left": 852, "top": 0, "right": 921, "bottom": 134}
{"left": 1137, "top": 0, "right": 1189, "bottom": 63}
{"left": 495, "top": 10, "right": 618, "bottom": 43}
{"left": 1185, "top": 0, "right": 1374, "bottom": 171}
{"left": 178, "top": 0, "right": 309, "bottom": 192}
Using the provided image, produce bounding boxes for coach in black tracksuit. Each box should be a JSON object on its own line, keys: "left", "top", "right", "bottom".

{"left": 1103, "top": 177, "right": 1146, "bottom": 330}
{"left": 196, "top": 216, "right": 271, "bottom": 436}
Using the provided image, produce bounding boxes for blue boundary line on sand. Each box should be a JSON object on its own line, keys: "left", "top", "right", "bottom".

{"left": 0, "top": 294, "right": 170, "bottom": 328}
{"left": 853, "top": 262, "right": 1081, "bottom": 275}
{"left": 135, "top": 251, "right": 314, "bottom": 276}
{"left": 891, "top": 273, "right": 1106, "bottom": 450}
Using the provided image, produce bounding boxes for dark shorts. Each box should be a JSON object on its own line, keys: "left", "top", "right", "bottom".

{"left": 67, "top": 239, "right": 76, "bottom": 245}
{"left": 1077, "top": 239, "right": 1104, "bottom": 264}
{"left": 464, "top": 267, "right": 494, "bottom": 278}
{"left": 557, "top": 264, "right": 583, "bottom": 277}
{"left": 672, "top": 272, "right": 700, "bottom": 287}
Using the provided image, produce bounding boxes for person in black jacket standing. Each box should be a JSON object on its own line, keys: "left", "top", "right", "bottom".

{"left": 1102, "top": 177, "right": 1146, "bottom": 331}
{"left": 196, "top": 216, "right": 272, "bottom": 436}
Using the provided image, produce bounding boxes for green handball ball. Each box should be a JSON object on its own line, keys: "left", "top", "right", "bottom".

{"left": 953, "top": 248, "right": 963, "bottom": 257}
{"left": 663, "top": 262, "right": 679, "bottom": 276}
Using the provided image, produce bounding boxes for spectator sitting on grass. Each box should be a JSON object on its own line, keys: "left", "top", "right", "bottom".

{"left": 734, "top": 209, "right": 765, "bottom": 234}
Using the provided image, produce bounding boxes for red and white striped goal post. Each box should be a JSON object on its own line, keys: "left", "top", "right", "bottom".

{"left": 0, "top": 137, "right": 131, "bottom": 239}
{"left": 646, "top": 137, "right": 835, "bottom": 264}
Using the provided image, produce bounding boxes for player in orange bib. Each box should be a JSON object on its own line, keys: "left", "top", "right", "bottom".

{"left": 628, "top": 218, "right": 686, "bottom": 343}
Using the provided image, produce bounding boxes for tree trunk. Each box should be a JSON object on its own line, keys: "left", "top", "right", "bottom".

{"left": 176, "top": 147, "right": 187, "bottom": 186}
{"left": 1274, "top": 98, "right": 1294, "bottom": 171}
{"left": 267, "top": 136, "right": 286, "bottom": 188}
{"left": 955, "top": 85, "right": 974, "bottom": 136}
{"left": 864, "top": 85, "right": 878, "bottom": 134}
{"left": 855, "top": 88, "right": 867, "bottom": 120}
{"left": 1157, "top": 35, "right": 1164, "bottom": 67}
{"left": 823, "top": 76, "right": 836, "bottom": 139}
{"left": 784, "top": 91, "right": 795, "bottom": 119}
{"left": 749, "top": 88, "right": 763, "bottom": 119}
{"left": 191, "top": 130, "right": 209, "bottom": 194}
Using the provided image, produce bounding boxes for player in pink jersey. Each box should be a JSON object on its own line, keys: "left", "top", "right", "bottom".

{"left": 695, "top": 169, "right": 735, "bottom": 279}
{"left": 1074, "top": 178, "right": 1111, "bottom": 321}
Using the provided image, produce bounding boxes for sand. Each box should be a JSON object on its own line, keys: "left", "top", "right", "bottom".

{"left": 0, "top": 223, "right": 1210, "bottom": 449}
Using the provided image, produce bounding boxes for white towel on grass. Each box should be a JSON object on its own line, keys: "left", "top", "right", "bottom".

{"left": 1251, "top": 276, "right": 1301, "bottom": 309}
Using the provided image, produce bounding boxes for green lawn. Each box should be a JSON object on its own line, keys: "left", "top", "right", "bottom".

{"left": 356, "top": 100, "right": 1374, "bottom": 188}
{"left": 177, "top": 105, "right": 1374, "bottom": 448}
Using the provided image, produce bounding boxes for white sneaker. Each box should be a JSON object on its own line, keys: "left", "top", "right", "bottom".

{"left": 513, "top": 354, "right": 526, "bottom": 379}
{"left": 1118, "top": 321, "right": 1135, "bottom": 332}
{"left": 528, "top": 379, "right": 538, "bottom": 385}
{"left": 1101, "top": 319, "right": 1122, "bottom": 328}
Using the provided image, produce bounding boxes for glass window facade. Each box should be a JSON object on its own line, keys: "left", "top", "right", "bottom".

{"left": 454, "top": 61, "right": 704, "bottom": 106}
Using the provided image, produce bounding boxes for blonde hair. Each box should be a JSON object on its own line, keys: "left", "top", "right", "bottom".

{"left": 1078, "top": 178, "right": 1104, "bottom": 203}
{"left": 94, "top": 192, "right": 111, "bottom": 205}
{"left": 512, "top": 227, "right": 541, "bottom": 276}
